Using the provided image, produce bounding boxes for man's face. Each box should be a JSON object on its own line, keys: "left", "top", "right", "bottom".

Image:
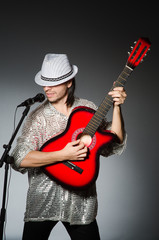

{"left": 43, "top": 81, "right": 72, "bottom": 104}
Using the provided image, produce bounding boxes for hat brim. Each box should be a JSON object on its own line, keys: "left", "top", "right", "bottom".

{"left": 35, "top": 65, "right": 78, "bottom": 87}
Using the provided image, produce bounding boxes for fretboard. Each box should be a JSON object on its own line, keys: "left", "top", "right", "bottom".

{"left": 82, "top": 65, "right": 133, "bottom": 137}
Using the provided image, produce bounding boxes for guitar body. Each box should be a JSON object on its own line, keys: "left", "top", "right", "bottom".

{"left": 41, "top": 106, "right": 117, "bottom": 190}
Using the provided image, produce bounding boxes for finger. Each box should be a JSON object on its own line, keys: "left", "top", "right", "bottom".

{"left": 77, "top": 157, "right": 85, "bottom": 161}
{"left": 71, "top": 139, "right": 80, "bottom": 146}
{"left": 109, "top": 88, "right": 126, "bottom": 95}
{"left": 109, "top": 89, "right": 125, "bottom": 94}
{"left": 77, "top": 155, "right": 87, "bottom": 160}
{"left": 109, "top": 91, "right": 127, "bottom": 99}
{"left": 78, "top": 147, "right": 88, "bottom": 155}
{"left": 78, "top": 152, "right": 87, "bottom": 158}
{"left": 77, "top": 141, "right": 86, "bottom": 150}
{"left": 108, "top": 90, "right": 120, "bottom": 96}
{"left": 113, "top": 98, "right": 125, "bottom": 105}
{"left": 113, "top": 97, "right": 121, "bottom": 103}
{"left": 72, "top": 143, "right": 85, "bottom": 153}
{"left": 113, "top": 87, "right": 125, "bottom": 91}
{"left": 110, "top": 92, "right": 121, "bottom": 97}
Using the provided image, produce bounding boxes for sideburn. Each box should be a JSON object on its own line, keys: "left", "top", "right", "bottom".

{"left": 66, "top": 78, "right": 76, "bottom": 107}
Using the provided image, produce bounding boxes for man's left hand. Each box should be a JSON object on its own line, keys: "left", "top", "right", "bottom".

{"left": 108, "top": 87, "right": 127, "bottom": 106}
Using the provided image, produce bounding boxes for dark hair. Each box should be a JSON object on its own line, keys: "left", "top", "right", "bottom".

{"left": 66, "top": 78, "right": 76, "bottom": 107}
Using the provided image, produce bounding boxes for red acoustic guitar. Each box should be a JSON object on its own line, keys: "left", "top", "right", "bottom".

{"left": 41, "top": 38, "right": 151, "bottom": 190}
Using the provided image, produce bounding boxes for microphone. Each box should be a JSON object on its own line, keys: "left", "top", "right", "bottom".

{"left": 17, "top": 93, "right": 45, "bottom": 107}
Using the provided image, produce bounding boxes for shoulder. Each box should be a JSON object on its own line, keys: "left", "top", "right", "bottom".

{"left": 74, "top": 97, "right": 98, "bottom": 111}
{"left": 27, "top": 100, "right": 48, "bottom": 121}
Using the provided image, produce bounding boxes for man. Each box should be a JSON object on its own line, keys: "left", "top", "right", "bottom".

{"left": 12, "top": 53, "right": 127, "bottom": 240}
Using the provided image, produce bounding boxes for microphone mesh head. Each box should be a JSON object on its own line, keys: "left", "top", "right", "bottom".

{"left": 36, "top": 93, "right": 45, "bottom": 102}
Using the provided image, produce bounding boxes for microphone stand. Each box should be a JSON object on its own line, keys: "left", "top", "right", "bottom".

{"left": 0, "top": 106, "right": 30, "bottom": 240}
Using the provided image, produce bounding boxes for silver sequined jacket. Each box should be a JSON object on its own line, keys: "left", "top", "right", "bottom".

{"left": 12, "top": 97, "right": 126, "bottom": 225}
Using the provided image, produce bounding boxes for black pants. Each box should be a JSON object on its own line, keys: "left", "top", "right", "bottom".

{"left": 22, "top": 219, "right": 100, "bottom": 240}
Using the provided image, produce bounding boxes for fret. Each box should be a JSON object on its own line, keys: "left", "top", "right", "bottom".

{"left": 97, "top": 108, "right": 106, "bottom": 116}
{"left": 122, "top": 70, "right": 129, "bottom": 76}
{"left": 118, "top": 75, "right": 127, "bottom": 81}
{"left": 103, "top": 99, "right": 112, "bottom": 107}
{"left": 114, "top": 80, "right": 124, "bottom": 87}
{"left": 103, "top": 97, "right": 113, "bottom": 109}
{"left": 83, "top": 125, "right": 96, "bottom": 137}
{"left": 122, "top": 68, "right": 130, "bottom": 75}
{"left": 95, "top": 110, "right": 105, "bottom": 118}
{"left": 87, "top": 122, "right": 98, "bottom": 131}
{"left": 103, "top": 96, "right": 113, "bottom": 105}
{"left": 89, "top": 115, "right": 100, "bottom": 125}
{"left": 85, "top": 127, "right": 95, "bottom": 135}
{"left": 91, "top": 116, "right": 101, "bottom": 124}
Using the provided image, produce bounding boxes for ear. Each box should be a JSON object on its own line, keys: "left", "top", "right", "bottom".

{"left": 67, "top": 80, "right": 72, "bottom": 89}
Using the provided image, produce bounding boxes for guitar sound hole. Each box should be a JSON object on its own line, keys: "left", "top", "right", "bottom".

{"left": 77, "top": 133, "right": 92, "bottom": 147}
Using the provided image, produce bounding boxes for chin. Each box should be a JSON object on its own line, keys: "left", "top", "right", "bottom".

{"left": 47, "top": 96, "right": 56, "bottom": 102}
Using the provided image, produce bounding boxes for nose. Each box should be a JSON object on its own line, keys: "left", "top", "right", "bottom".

{"left": 43, "top": 86, "right": 52, "bottom": 91}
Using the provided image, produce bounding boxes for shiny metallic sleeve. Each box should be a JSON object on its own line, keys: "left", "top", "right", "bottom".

{"left": 99, "top": 120, "right": 127, "bottom": 157}
{"left": 11, "top": 105, "right": 45, "bottom": 173}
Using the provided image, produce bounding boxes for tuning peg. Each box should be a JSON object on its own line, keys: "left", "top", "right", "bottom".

{"left": 128, "top": 51, "right": 130, "bottom": 55}
{"left": 148, "top": 48, "right": 150, "bottom": 51}
{"left": 130, "top": 46, "right": 133, "bottom": 50}
{"left": 134, "top": 41, "right": 137, "bottom": 44}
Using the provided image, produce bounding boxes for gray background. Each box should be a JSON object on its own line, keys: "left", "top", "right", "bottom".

{"left": 0, "top": 2, "right": 158, "bottom": 240}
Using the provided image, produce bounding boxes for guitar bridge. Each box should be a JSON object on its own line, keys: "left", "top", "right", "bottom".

{"left": 63, "top": 161, "right": 83, "bottom": 174}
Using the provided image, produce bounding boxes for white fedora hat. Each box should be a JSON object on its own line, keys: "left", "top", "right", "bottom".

{"left": 35, "top": 53, "right": 78, "bottom": 86}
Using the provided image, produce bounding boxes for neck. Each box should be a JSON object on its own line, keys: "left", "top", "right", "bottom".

{"left": 51, "top": 98, "right": 71, "bottom": 117}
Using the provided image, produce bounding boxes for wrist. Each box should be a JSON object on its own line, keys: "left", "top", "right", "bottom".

{"left": 113, "top": 104, "right": 121, "bottom": 112}
{"left": 58, "top": 149, "right": 67, "bottom": 162}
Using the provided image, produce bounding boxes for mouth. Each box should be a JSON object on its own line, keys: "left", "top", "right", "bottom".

{"left": 46, "top": 92, "right": 56, "bottom": 98}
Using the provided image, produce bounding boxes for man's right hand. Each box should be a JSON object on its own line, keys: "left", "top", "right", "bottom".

{"left": 61, "top": 139, "right": 88, "bottom": 161}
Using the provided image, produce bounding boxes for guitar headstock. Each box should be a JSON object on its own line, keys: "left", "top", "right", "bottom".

{"left": 127, "top": 37, "right": 151, "bottom": 69}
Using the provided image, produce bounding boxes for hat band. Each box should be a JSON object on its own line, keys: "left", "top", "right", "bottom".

{"left": 41, "top": 67, "right": 73, "bottom": 82}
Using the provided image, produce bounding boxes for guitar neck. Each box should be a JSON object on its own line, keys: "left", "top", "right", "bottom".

{"left": 83, "top": 65, "right": 133, "bottom": 137}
